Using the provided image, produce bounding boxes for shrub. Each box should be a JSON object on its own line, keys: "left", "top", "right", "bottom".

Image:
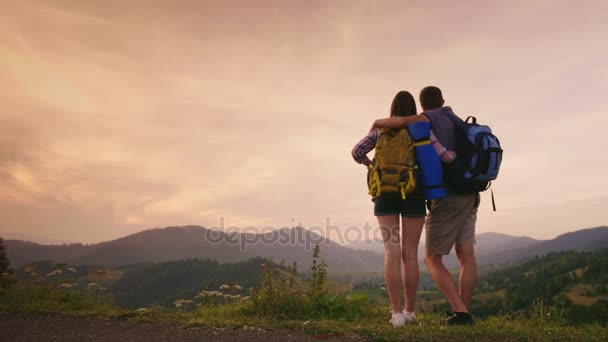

{"left": 248, "top": 245, "right": 373, "bottom": 320}
{"left": 0, "top": 238, "right": 16, "bottom": 289}
{"left": 0, "top": 282, "right": 111, "bottom": 314}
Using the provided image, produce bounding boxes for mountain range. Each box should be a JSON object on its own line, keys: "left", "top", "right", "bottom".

{"left": 3, "top": 226, "right": 383, "bottom": 272}
{"left": 348, "top": 227, "right": 608, "bottom": 269}
{"left": 346, "top": 231, "right": 540, "bottom": 256}
{"left": 3, "top": 225, "right": 608, "bottom": 272}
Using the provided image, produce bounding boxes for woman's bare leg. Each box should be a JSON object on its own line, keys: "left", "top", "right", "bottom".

{"left": 378, "top": 214, "right": 402, "bottom": 313}
{"left": 401, "top": 216, "right": 425, "bottom": 312}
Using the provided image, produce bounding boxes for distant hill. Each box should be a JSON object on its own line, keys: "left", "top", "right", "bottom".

{"left": 480, "top": 226, "right": 608, "bottom": 266}
{"left": 345, "top": 232, "right": 540, "bottom": 268}
{"left": 5, "top": 225, "right": 607, "bottom": 272}
{"left": 4, "top": 226, "right": 384, "bottom": 272}
{"left": 345, "top": 238, "right": 385, "bottom": 255}
{"left": 5, "top": 240, "right": 90, "bottom": 267}
{"left": 346, "top": 232, "right": 539, "bottom": 256}
{"left": 474, "top": 232, "right": 540, "bottom": 256}
{"left": 0, "top": 231, "right": 68, "bottom": 245}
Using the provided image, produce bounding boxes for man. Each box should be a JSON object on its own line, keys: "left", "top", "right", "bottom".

{"left": 371, "top": 86, "right": 477, "bottom": 325}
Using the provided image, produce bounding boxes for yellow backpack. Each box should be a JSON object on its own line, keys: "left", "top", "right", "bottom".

{"left": 368, "top": 128, "right": 417, "bottom": 200}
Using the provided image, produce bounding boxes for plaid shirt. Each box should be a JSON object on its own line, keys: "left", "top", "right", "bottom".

{"left": 351, "top": 129, "right": 456, "bottom": 165}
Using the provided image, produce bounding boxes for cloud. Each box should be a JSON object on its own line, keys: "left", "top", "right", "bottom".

{"left": 0, "top": 0, "right": 606, "bottom": 243}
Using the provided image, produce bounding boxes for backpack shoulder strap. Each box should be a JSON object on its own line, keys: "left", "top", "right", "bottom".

{"left": 440, "top": 109, "right": 466, "bottom": 131}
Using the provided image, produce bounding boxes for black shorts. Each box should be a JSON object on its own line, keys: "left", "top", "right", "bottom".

{"left": 373, "top": 193, "right": 426, "bottom": 218}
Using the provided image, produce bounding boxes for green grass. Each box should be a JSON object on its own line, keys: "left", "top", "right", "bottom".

{"left": 2, "top": 285, "right": 608, "bottom": 342}
{"left": 351, "top": 288, "right": 387, "bottom": 303}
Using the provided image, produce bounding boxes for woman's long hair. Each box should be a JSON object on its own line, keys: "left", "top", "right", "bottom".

{"left": 390, "top": 91, "right": 417, "bottom": 117}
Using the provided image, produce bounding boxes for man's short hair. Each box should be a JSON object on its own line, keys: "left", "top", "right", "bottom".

{"left": 420, "top": 86, "right": 444, "bottom": 110}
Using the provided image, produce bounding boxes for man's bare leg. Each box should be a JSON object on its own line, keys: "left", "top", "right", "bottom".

{"left": 424, "top": 252, "right": 468, "bottom": 313}
{"left": 455, "top": 243, "right": 477, "bottom": 307}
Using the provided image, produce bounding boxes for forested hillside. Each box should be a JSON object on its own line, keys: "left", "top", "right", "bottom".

{"left": 13, "top": 257, "right": 278, "bottom": 309}
{"left": 7, "top": 226, "right": 607, "bottom": 273}
{"left": 111, "top": 257, "right": 272, "bottom": 308}
{"left": 4, "top": 226, "right": 384, "bottom": 272}
{"left": 468, "top": 249, "right": 608, "bottom": 323}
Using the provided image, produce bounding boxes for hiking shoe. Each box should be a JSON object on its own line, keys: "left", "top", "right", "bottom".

{"left": 445, "top": 312, "right": 474, "bottom": 326}
{"left": 403, "top": 311, "right": 416, "bottom": 323}
{"left": 389, "top": 312, "right": 406, "bottom": 327}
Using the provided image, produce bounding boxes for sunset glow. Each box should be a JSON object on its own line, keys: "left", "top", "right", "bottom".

{"left": 1, "top": 0, "right": 607, "bottom": 243}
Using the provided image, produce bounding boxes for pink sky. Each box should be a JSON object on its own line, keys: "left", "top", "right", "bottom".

{"left": 1, "top": 0, "right": 607, "bottom": 243}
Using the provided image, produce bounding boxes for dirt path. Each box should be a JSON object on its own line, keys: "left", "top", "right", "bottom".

{"left": 0, "top": 314, "right": 366, "bottom": 342}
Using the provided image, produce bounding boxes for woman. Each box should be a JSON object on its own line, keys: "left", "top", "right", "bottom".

{"left": 351, "top": 91, "right": 454, "bottom": 327}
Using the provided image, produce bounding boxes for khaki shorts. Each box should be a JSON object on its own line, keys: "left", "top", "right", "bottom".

{"left": 425, "top": 193, "right": 479, "bottom": 255}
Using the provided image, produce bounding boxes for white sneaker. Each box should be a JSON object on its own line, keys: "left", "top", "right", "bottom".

{"left": 403, "top": 311, "right": 417, "bottom": 323}
{"left": 389, "top": 312, "right": 406, "bottom": 327}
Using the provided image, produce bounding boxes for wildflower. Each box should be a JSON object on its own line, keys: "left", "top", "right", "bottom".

{"left": 67, "top": 267, "right": 77, "bottom": 273}
{"left": 88, "top": 282, "right": 100, "bottom": 288}
{"left": 174, "top": 299, "right": 193, "bottom": 306}
{"left": 136, "top": 308, "right": 150, "bottom": 314}
{"left": 58, "top": 283, "right": 73, "bottom": 288}
{"left": 234, "top": 285, "right": 243, "bottom": 290}
{"left": 261, "top": 263, "right": 267, "bottom": 269}
{"left": 220, "top": 284, "right": 230, "bottom": 290}
{"left": 44, "top": 269, "right": 62, "bottom": 276}
{"left": 240, "top": 296, "right": 250, "bottom": 301}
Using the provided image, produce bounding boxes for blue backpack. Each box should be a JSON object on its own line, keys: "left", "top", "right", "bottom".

{"left": 442, "top": 112, "right": 503, "bottom": 208}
